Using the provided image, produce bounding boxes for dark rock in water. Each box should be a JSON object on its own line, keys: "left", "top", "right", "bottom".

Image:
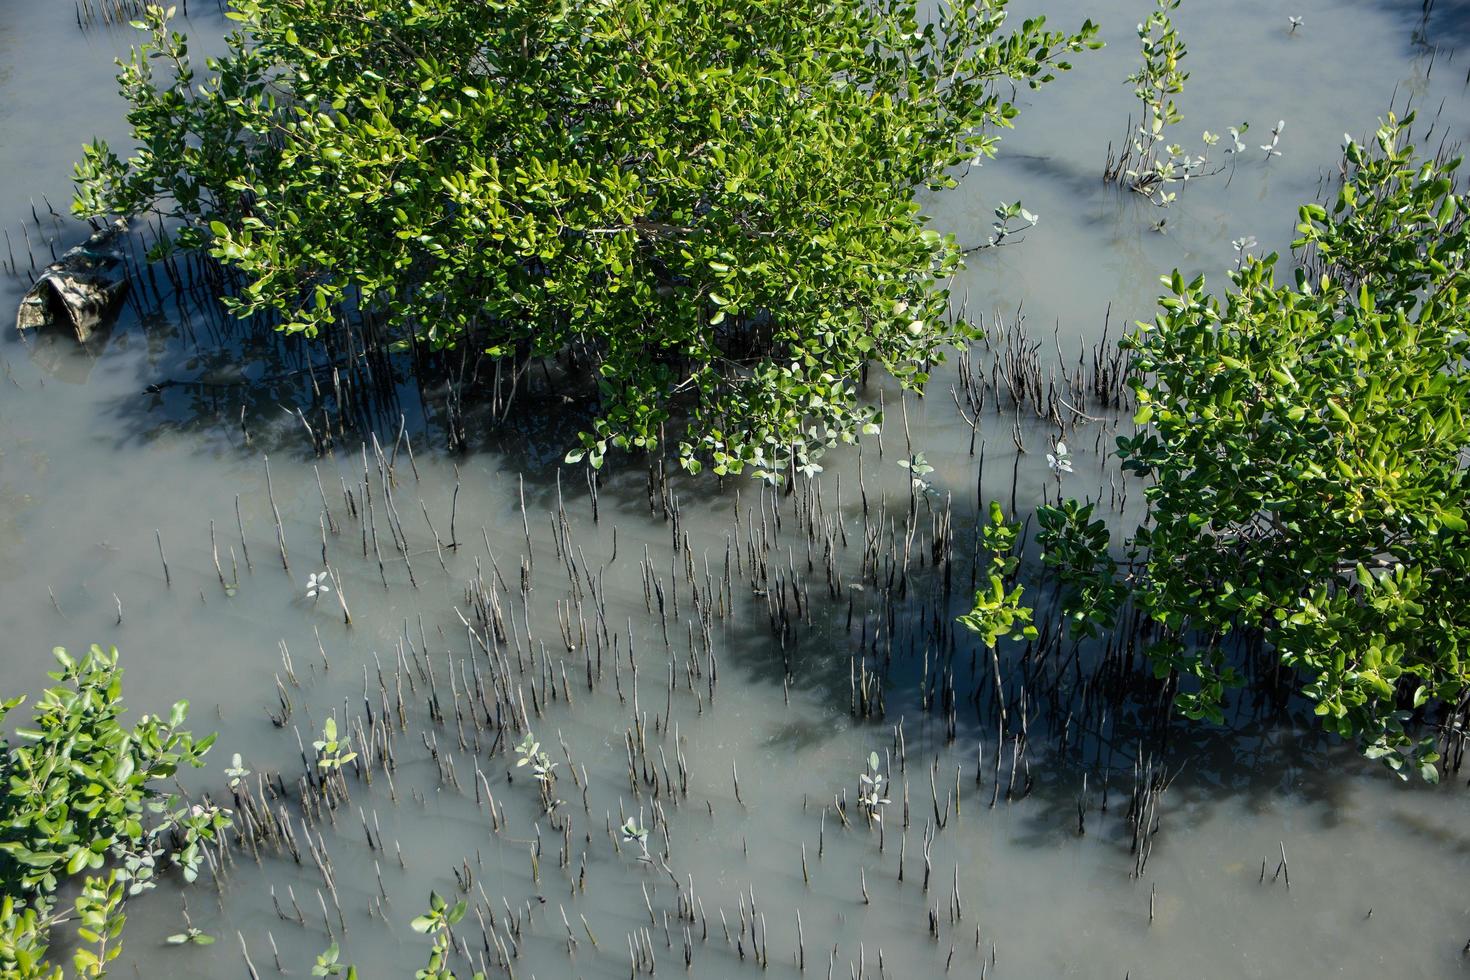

{"left": 15, "top": 218, "right": 130, "bottom": 343}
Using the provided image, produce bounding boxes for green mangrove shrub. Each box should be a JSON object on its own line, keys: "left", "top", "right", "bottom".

{"left": 1119, "top": 114, "right": 1470, "bottom": 777}
{"left": 0, "top": 646, "right": 229, "bottom": 976}
{"left": 74, "top": 0, "right": 1098, "bottom": 478}
{"left": 966, "top": 115, "right": 1470, "bottom": 779}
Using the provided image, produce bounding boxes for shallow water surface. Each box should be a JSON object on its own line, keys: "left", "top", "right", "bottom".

{"left": 1, "top": 2, "right": 1468, "bottom": 978}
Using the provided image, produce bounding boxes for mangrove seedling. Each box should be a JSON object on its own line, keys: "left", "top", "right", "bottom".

{"left": 514, "top": 732, "right": 559, "bottom": 811}
{"left": 165, "top": 904, "right": 215, "bottom": 950}
{"left": 621, "top": 817, "right": 652, "bottom": 862}
{"left": 305, "top": 570, "right": 331, "bottom": 601}
{"left": 899, "top": 452, "right": 939, "bottom": 506}
{"left": 1046, "top": 440, "right": 1074, "bottom": 479}
{"left": 410, "top": 892, "right": 481, "bottom": 980}
{"left": 898, "top": 452, "right": 936, "bottom": 490}
{"left": 311, "top": 942, "right": 358, "bottom": 978}
{"left": 857, "top": 753, "right": 892, "bottom": 825}
{"left": 1260, "top": 119, "right": 1286, "bottom": 161}
{"left": 312, "top": 717, "right": 356, "bottom": 772}
{"left": 224, "top": 752, "right": 250, "bottom": 791}
{"left": 1231, "top": 236, "right": 1259, "bottom": 270}
{"left": 513, "top": 733, "right": 556, "bottom": 787}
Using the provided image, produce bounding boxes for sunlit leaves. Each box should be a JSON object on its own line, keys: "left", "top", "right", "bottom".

{"left": 1119, "top": 113, "right": 1470, "bottom": 778}
{"left": 958, "top": 502, "right": 1039, "bottom": 648}
{"left": 75, "top": 0, "right": 1098, "bottom": 477}
{"left": 0, "top": 647, "right": 230, "bottom": 976}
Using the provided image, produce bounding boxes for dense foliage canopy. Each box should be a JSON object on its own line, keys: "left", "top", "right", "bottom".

{"left": 963, "top": 117, "right": 1470, "bottom": 778}
{"left": 1120, "top": 116, "right": 1470, "bottom": 776}
{"left": 80, "top": 3, "right": 1463, "bottom": 777}
{"left": 75, "top": 0, "right": 1098, "bottom": 476}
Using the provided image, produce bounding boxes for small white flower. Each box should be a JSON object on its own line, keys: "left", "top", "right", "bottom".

{"left": 305, "top": 571, "right": 331, "bottom": 599}
{"left": 1288, "top": 15, "right": 1303, "bottom": 32}
{"left": 1231, "top": 235, "right": 1258, "bottom": 252}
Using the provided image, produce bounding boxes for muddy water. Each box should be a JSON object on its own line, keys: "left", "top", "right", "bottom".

{"left": 1, "top": 1, "right": 1468, "bottom": 978}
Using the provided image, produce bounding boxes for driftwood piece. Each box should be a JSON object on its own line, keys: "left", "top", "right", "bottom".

{"left": 15, "top": 218, "right": 130, "bottom": 343}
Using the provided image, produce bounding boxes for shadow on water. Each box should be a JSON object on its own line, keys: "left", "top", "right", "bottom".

{"left": 1354, "top": 0, "right": 1470, "bottom": 52}
{"left": 65, "top": 242, "right": 1401, "bottom": 798}
{"left": 13, "top": 217, "right": 1463, "bottom": 974}
{"left": 3, "top": 0, "right": 1470, "bottom": 975}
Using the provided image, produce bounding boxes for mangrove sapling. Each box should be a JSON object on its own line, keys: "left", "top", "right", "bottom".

{"left": 1105, "top": 0, "right": 1242, "bottom": 205}
{"left": 514, "top": 732, "right": 559, "bottom": 811}
{"left": 856, "top": 753, "right": 892, "bottom": 827}
{"left": 67, "top": 873, "right": 128, "bottom": 979}
{"left": 310, "top": 942, "right": 357, "bottom": 978}
{"left": 0, "top": 645, "right": 230, "bottom": 977}
{"left": 621, "top": 817, "right": 653, "bottom": 864}
{"left": 0, "top": 872, "right": 125, "bottom": 980}
{"left": 957, "top": 503, "right": 1038, "bottom": 649}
